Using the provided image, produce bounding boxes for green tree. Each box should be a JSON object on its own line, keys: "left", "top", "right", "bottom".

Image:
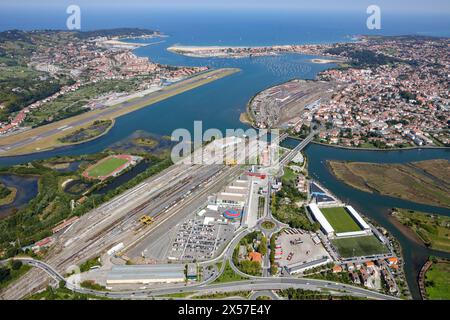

{"left": 11, "top": 260, "right": 22, "bottom": 270}
{"left": 259, "top": 236, "right": 267, "bottom": 256}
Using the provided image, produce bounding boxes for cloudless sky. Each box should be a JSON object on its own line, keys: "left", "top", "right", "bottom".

{"left": 2, "top": 0, "right": 450, "bottom": 13}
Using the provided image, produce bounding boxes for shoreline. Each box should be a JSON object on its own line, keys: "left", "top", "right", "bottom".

{"left": 325, "top": 159, "right": 450, "bottom": 209}
{"left": 0, "top": 68, "right": 240, "bottom": 157}
{"left": 0, "top": 186, "right": 17, "bottom": 206}
{"left": 288, "top": 136, "right": 449, "bottom": 152}
{"left": 58, "top": 119, "right": 116, "bottom": 149}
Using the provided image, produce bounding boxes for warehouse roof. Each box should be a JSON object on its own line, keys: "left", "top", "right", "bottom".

{"left": 107, "top": 264, "right": 185, "bottom": 282}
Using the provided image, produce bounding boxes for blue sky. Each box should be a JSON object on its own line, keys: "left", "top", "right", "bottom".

{"left": 2, "top": 0, "right": 450, "bottom": 13}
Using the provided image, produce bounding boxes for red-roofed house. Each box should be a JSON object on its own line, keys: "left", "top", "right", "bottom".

{"left": 248, "top": 251, "right": 262, "bottom": 263}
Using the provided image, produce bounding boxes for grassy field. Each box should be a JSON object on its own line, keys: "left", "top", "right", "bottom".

{"left": 328, "top": 159, "right": 450, "bottom": 208}
{"left": 425, "top": 261, "right": 450, "bottom": 300}
{"left": 0, "top": 184, "right": 17, "bottom": 206}
{"left": 87, "top": 157, "right": 129, "bottom": 178}
{"left": 331, "top": 235, "right": 389, "bottom": 258}
{"left": 282, "top": 167, "right": 297, "bottom": 183}
{"left": 320, "top": 207, "right": 362, "bottom": 233}
{"left": 0, "top": 68, "right": 240, "bottom": 156}
{"left": 213, "top": 261, "right": 248, "bottom": 284}
{"left": 391, "top": 208, "right": 450, "bottom": 253}
{"left": 58, "top": 120, "right": 113, "bottom": 144}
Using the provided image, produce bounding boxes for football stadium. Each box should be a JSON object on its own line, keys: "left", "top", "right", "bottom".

{"left": 307, "top": 204, "right": 371, "bottom": 237}
{"left": 83, "top": 154, "right": 135, "bottom": 181}
{"left": 307, "top": 203, "right": 389, "bottom": 258}
{"left": 320, "top": 206, "right": 362, "bottom": 233}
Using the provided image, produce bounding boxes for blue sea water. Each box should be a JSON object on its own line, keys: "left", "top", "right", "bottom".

{"left": 1, "top": 7, "right": 449, "bottom": 163}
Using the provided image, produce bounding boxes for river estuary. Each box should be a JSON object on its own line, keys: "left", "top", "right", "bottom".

{"left": 0, "top": 9, "right": 449, "bottom": 299}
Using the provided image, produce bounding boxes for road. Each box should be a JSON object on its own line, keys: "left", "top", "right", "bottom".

{"left": 0, "top": 162, "right": 244, "bottom": 299}
{"left": 249, "top": 290, "right": 281, "bottom": 300}
{"left": 0, "top": 68, "right": 239, "bottom": 156}
{"left": 7, "top": 257, "right": 400, "bottom": 300}
{"left": 278, "top": 130, "right": 317, "bottom": 168}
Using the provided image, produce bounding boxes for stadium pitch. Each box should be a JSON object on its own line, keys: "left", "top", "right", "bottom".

{"left": 331, "top": 235, "right": 389, "bottom": 258}
{"left": 83, "top": 155, "right": 132, "bottom": 180}
{"left": 320, "top": 206, "right": 362, "bottom": 233}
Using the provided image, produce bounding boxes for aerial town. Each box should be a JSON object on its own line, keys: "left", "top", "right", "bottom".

{"left": 0, "top": 1, "right": 449, "bottom": 307}
{"left": 312, "top": 36, "right": 450, "bottom": 148}
{"left": 0, "top": 29, "right": 207, "bottom": 135}
{"left": 0, "top": 134, "right": 411, "bottom": 300}
{"left": 174, "top": 36, "right": 450, "bottom": 148}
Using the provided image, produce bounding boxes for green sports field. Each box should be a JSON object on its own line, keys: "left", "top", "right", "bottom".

{"left": 331, "top": 235, "right": 389, "bottom": 258}
{"left": 320, "top": 207, "right": 361, "bottom": 233}
{"left": 87, "top": 157, "right": 128, "bottom": 178}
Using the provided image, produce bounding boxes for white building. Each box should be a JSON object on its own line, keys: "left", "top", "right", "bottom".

{"left": 106, "top": 264, "right": 186, "bottom": 285}
{"left": 307, "top": 203, "right": 335, "bottom": 236}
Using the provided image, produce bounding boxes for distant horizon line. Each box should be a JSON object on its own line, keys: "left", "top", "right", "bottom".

{"left": 1, "top": 5, "right": 450, "bottom": 15}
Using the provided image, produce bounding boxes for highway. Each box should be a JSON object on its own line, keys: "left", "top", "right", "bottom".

{"left": 0, "top": 162, "right": 241, "bottom": 299}
{"left": 6, "top": 257, "right": 400, "bottom": 300}
{"left": 0, "top": 126, "right": 400, "bottom": 301}
{"left": 0, "top": 68, "right": 239, "bottom": 156}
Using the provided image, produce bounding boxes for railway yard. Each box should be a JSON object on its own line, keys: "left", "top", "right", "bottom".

{"left": 0, "top": 134, "right": 403, "bottom": 301}
{"left": 247, "top": 79, "right": 336, "bottom": 129}
{"left": 0, "top": 162, "right": 245, "bottom": 299}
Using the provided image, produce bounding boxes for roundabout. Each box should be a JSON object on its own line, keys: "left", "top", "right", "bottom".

{"left": 260, "top": 220, "right": 276, "bottom": 231}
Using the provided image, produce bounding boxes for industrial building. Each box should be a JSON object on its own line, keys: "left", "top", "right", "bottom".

{"left": 186, "top": 263, "right": 197, "bottom": 280}
{"left": 215, "top": 177, "right": 249, "bottom": 208}
{"left": 284, "top": 256, "right": 331, "bottom": 275}
{"left": 106, "top": 264, "right": 186, "bottom": 285}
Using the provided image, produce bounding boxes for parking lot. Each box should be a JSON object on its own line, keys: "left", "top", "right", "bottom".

{"left": 167, "top": 212, "right": 236, "bottom": 261}
{"left": 276, "top": 228, "right": 331, "bottom": 268}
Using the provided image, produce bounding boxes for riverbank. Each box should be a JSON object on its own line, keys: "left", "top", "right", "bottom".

{"left": 289, "top": 136, "right": 449, "bottom": 152}
{"left": 58, "top": 119, "right": 114, "bottom": 146}
{"left": 309, "top": 58, "right": 345, "bottom": 64}
{"left": 419, "top": 258, "right": 450, "bottom": 300}
{"left": 167, "top": 44, "right": 341, "bottom": 60}
{"left": 0, "top": 68, "right": 240, "bottom": 157}
{"left": 327, "top": 159, "right": 450, "bottom": 209}
{"left": 390, "top": 208, "right": 450, "bottom": 253}
{"left": 0, "top": 186, "right": 16, "bottom": 206}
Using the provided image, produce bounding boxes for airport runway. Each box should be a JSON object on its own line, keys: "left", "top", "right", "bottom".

{"left": 0, "top": 68, "right": 238, "bottom": 156}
